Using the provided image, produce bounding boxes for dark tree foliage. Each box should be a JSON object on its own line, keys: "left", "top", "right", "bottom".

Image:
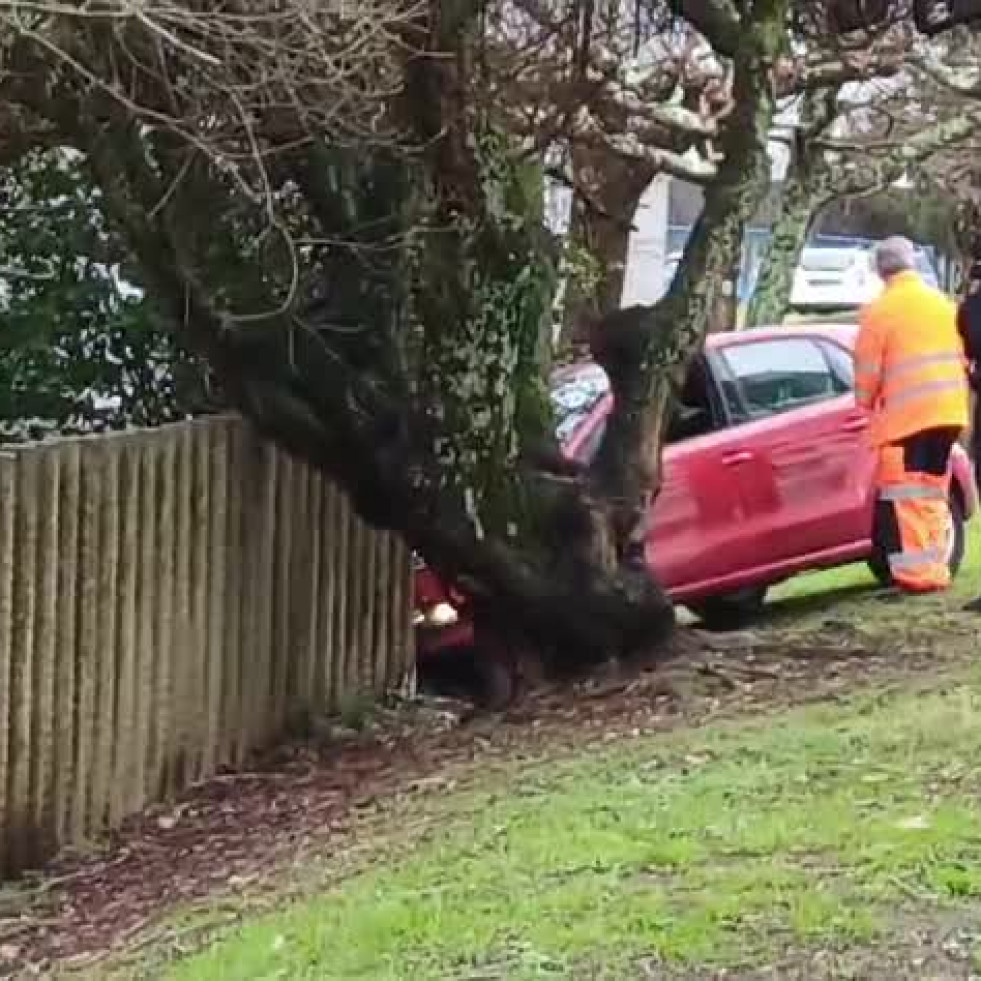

{"left": 0, "top": 150, "right": 211, "bottom": 441}
{"left": 825, "top": 0, "right": 981, "bottom": 33}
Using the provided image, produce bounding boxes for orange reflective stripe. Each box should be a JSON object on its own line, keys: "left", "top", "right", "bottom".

{"left": 876, "top": 440, "right": 952, "bottom": 592}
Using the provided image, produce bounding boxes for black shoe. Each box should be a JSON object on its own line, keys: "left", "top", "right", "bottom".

{"left": 963, "top": 596, "right": 981, "bottom": 614}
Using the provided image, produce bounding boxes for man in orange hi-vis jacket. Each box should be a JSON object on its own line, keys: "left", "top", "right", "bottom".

{"left": 854, "top": 236, "right": 969, "bottom": 593}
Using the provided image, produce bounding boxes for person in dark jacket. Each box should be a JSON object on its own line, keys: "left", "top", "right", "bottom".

{"left": 957, "top": 261, "right": 981, "bottom": 611}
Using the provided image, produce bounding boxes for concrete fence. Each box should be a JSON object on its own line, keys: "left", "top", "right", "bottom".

{"left": 0, "top": 416, "right": 414, "bottom": 876}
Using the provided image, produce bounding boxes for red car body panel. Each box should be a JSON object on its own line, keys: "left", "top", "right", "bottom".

{"left": 415, "top": 324, "right": 977, "bottom": 656}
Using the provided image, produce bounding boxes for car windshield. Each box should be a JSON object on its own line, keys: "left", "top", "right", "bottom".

{"left": 800, "top": 248, "right": 860, "bottom": 272}
{"left": 549, "top": 365, "right": 610, "bottom": 443}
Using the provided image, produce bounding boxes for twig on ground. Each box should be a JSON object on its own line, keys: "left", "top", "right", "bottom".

{"left": 695, "top": 662, "right": 741, "bottom": 690}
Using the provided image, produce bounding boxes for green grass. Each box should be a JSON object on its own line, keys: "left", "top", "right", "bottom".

{"left": 165, "top": 678, "right": 981, "bottom": 981}
{"left": 146, "top": 522, "right": 981, "bottom": 979}
{"left": 769, "top": 518, "right": 981, "bottom": 619}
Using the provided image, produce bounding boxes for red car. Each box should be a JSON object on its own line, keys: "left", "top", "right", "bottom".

{"left": 414, "top": 324, "right": 978, "bottom": 652}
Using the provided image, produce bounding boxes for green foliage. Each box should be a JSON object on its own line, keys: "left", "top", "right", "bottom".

{"left": 0, "top": 150, "right": 209, "bottom": 442}
{"left": 559, "top": 239, "right": 604, "bottom": 311}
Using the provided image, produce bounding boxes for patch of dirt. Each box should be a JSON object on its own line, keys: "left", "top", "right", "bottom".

{"left": 655, "top": 910, "right": 981, "bottom": 980}
{"left": 0, "top": 612, "right": 976, "bottom": 978}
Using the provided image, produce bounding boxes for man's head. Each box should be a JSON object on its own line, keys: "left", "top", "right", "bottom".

{"left": 873, "top": 236, "right": 917, "bottom": 281}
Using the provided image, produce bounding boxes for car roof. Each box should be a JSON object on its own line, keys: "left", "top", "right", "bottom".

{"left": 708, "top": 323, "right": 858, "bottom": 350}
{"left": 551, "top": 323, "right": 858, "bottom": 386}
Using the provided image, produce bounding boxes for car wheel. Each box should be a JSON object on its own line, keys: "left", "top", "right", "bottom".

{"left": 687, "top": 585, "right": 768, "bottom": 631}
{"left": 868, "top": 491, "right": 966, "bottom": 587}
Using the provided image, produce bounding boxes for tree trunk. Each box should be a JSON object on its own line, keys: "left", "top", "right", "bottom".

{"left": 394, "top": 0, "right": 677, "bottom": 671}
{"left": 745, "top": 157, "right": 834, "bottom": 329}
{"left": 589, "top": 0, "right": 791, "bottom": 556}
{"left": 559, "top": 150, "right": 656, "bottom": 353}
{"left": 706, "top": 247, "right": 741, "bottom": 333}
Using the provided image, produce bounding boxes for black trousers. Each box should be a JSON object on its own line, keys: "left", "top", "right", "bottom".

{"left": 874, "top": 427, "right": 958, "bottom": 557}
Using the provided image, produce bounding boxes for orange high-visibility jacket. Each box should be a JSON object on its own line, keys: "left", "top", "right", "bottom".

{"left": 854, "top": 271, "right": 969, "bottom": 447}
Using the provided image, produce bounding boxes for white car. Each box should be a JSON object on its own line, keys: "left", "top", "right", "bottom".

{"left": 790, "top": 245, "right": 941, "bottom": 313}
{"left": 790, "top": 247, "right": 881, "bottom": 311}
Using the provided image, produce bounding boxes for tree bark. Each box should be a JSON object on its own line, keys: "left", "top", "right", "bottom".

{"left": 395, "top": 1, "right": 678, "bottom": 673}
{"left": 706, "top": 248, "right": 741, "bottom": 333}
{"left": 559, "top": 150, "right": 656, "bottom": 352}
{"left": 745, "top": 156, "right": 835, "bottom": 329}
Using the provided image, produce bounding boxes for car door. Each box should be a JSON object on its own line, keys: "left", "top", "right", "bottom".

{"left": 561, "top": 357, "right": 753, "bottom": 597}
{"left": 642, "top": 359, "right": 762, "bottom": 596}
{"left": 649, "top": 422, "right": 759, "bottom": 596}
{"left": 708, "top": 334, "right": 876, "bottom": 570}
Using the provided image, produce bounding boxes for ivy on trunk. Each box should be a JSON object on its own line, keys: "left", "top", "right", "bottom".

{"left": 558, "top": 150, "right": 658, "bottom": 354}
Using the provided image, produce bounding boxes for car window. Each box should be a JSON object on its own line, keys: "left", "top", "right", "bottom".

{"left": 549, "top": 365, "right": 610, "bottom": 444}
{"left": 914, "top": 251, "right": 939, "bottom": 287}
{"left": 551, "top": 358, "right": 720, "bottom": 465}
{"left": 819, "top": 340, "right": 854, "bottom": 394}
{"left": 720, "top": 338, "right": 838, "bottom": 421}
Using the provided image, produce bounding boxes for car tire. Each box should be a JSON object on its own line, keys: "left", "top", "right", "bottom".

{"left": 868, "top": 491, "right": 966, "bottom": 587}
{"left": 687, "top": 585, "right": 768, "bottom": 632}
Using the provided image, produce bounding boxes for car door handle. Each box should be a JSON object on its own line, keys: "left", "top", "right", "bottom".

{"left": 722, "top": 450, "right": 754, "bottom": 466}
{"left": 842, "top": 416, "right": 868, "bottom": 432}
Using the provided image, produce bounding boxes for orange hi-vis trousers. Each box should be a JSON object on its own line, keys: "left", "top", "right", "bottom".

{"left": 875, "top": 428, "right": 958, "bottom": 593}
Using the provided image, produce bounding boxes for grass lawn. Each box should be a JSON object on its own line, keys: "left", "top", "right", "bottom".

{"left": 163, "top": 676, "right": 981, "bottom": 980}
{"left": 98, "top": 526, "right": 981, "bottom": 980}
{"left": 766, "top": 519, "right": 981, "bottom": 627}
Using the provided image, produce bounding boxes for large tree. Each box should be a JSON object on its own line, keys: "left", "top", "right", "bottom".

{"left": 0, "top": 0, "right": 795, "bottom": 676}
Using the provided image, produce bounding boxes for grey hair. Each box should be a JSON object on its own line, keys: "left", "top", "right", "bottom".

{"left": 873, "top": 236, "right": 916, "bottom": 279}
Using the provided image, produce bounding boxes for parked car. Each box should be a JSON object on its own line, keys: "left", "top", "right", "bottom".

{"left": 790, "top": 247, "right": 880, "bottom": 311}
{"left": 414, "top": 324, "right": 977, "bottom": 657}
{"left": 789, "top": 245, "right": 942, "bottom": 313}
